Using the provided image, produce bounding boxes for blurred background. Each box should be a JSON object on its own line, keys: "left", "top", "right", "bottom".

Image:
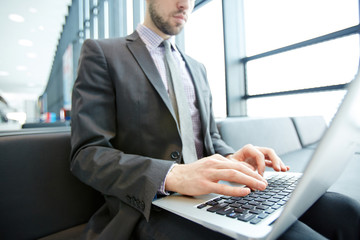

{"left": 1, "top": 0, "right": 359, "bottom": 130}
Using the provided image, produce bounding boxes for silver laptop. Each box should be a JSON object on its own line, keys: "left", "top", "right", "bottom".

{"left": 153, "top": 67, "right": 360, "bottom": 240}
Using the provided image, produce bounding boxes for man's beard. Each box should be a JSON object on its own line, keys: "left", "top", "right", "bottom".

{"left": 148, "top": 2, "right": 184, "bottom": 36}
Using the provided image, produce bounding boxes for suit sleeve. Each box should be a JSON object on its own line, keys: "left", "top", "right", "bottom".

{"left": 70, "top": 39, "right": 173, "bottom": 220}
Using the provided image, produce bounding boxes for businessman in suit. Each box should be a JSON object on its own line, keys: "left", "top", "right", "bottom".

{"left": 71, "top": 0, "right": 360, "bottom": 239}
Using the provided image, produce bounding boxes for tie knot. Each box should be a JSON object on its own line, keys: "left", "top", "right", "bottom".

{"left": 162, "top": 40, "right": 172, "bottom": 52}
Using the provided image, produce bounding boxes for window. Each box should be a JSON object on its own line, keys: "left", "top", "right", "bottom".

{"left": 247, "top": 91, "right": 347, "bottom": 123}
{"left": 126, "top": 0, "right": 133, "bottom": 35}
{"left": 184, "top": 0, "right": 226, "bottom": 118}
{"left": 243, "top": 0, "right": 359, "bottom": 56}
{"left": 0, "top": 1, "right": 72, "bottom": 130}
{"left": 247, "top": 35, "right": 359, "bottom": 95}
{"left": 242, "top": 0, "right": 359, "bottom": 123}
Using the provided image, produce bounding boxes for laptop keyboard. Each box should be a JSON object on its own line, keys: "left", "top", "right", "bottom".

{"left": 196, "top": 174, "right": 300, "bottom": 225}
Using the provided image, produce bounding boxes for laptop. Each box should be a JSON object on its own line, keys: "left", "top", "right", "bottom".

{"left": 153, "top": 67, "right": 360, "bottom": 240}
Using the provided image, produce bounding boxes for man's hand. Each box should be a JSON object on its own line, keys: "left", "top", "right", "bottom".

{"left": 165, "top": 144, "right": 289, "bottom": 197}
{"left": 227, "top": 144, "right": 290, "bottom": 175}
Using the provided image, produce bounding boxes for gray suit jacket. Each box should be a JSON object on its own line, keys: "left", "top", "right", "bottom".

{"left": 70, "top": 31, "right": 234, "bottom": 239}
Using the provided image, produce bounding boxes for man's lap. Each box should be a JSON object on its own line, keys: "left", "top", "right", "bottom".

{"left": 133, "top": 192, "right": 360, "bottom": 240}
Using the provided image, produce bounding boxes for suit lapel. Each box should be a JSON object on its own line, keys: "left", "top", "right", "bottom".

{"left": 126, "top": 31, "right": 177, "bottom": 121}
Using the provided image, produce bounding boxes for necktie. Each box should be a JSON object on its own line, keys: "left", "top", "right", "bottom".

{"left": 163, "top": 40, "right": 197, "bottom": 164}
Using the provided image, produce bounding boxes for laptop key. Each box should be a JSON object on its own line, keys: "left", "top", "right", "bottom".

{"left": 250, "top": 218, "right": 262, "bottom": 224}
{"left": 242, "top": 204, "right": 255, "bottom": 210}
{"left": 206, "top": 200, "right": 219, "bottom": 206}
{"left": 277, "top": 192, "right": 289, "bottom": 196}
{"left": 258, "top": 213, "right": 269, "bottom": 219}
{"left": 262, "top": 201, "right": 275, "bottom": 206}
{"left": 197, "top": 204, "right": 207, "bottom": 209}
{"left": 216, "top": 207, "right": 234, "bottom": 215}
{"left": 248, "top": 200, "right": 260, "bottom": 206}
{"left": 226, "top": 212, "right": 240, "bottom": 218}
{"left": 262, "top": 194, "right": 272, "bottom": 199}
{"left": 256, "top": 205, "right": 269, "bottom": 210}
{"left": 234, "top": 208, "right": 246, "bottom": 214}
{"left": 265, "top": 208, "right": 275, "bottom": 214}
{"left": 254, "top": 197, "right": 266, "bottom": 202}
{"left": 229, "top": 203, "right": 241, "bottom": 208}
{"left": 230, "top": 197, "right": 243, "bottom": 201}
{"left": 237, "top": 213, "right": 256, "bottom": 222}
{"left": 268, "top": 197, "right": 280, "bottom": 203}
{"left": 236, "top": 199, "right": 248, "bottom": 204}
{"left": 207, "top": 203, "right": 228, "bottom": 213}
{"left": 220, "top": 196, "right": 232, "bottom": 200}
{"left": 272, "top": 205, "right": 281, "bottom": 210}
{"left": 249, "top": 209, "right": 263, "bottom": 215}
{"left": 273, "top": 194, "right": 285, "bottom": 199}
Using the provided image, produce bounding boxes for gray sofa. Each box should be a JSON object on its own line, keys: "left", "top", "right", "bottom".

{"left": 0, "top": 116, "right": 359, "bottom": 239}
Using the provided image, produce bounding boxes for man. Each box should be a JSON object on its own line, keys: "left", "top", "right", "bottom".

{"left": 71, "top": 0, "right": 360, "bottom": 239}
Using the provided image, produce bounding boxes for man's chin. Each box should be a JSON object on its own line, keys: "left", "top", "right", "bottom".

{"left": 169, "top": 25, "right": 184, "bottom": 36}
{"left": 159, "top": 22, "right": 185, "bottom": 36}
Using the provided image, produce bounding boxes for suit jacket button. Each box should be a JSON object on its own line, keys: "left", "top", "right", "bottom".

{"left": 140, "top": 201, "right": 145, "bottom": 211}
{"left": 170, "top": 151, "right": 180, "bottom": 160}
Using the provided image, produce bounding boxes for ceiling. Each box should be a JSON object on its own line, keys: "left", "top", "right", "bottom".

{"left": 0, "top": 0, "right": 72, "bottom": 110}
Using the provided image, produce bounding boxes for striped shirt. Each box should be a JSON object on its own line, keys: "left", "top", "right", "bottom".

{"left": 136, "top": 24, "right": 204, "bottom": 159}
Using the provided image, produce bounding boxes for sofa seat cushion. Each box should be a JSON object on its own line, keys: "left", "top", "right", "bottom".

{"left": 277, "top": 148, "right": 315, "bottom": 173}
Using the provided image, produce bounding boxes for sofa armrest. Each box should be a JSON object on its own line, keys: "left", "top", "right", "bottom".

{"left": 291, "top": 116, "right": 327, "bottom": 147}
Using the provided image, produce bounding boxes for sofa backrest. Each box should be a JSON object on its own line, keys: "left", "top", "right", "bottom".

{"left": 217, "top": 117, "right": 303, "bottom": 156}
{"left": 0, "top": 128, "right": 103, "bottom": 240}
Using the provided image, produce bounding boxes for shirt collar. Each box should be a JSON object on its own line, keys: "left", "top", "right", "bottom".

{"left": 136, "top": 24, "right": 177, "bottom": 51}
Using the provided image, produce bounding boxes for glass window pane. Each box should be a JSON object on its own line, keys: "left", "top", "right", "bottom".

{"left": 104, "top": 0, "right": 110, "bottom": 38}
{"left": 247, "top": 35, "right": 360, "bottom": 95}
{"left": 1, "top": 1, "right": 71, "bottom": 130}
{"left": 184, "top": 0, "right": 226, "bottom": 118}
{"left": 243, "top": 0, "right": 359, "bottom": 56}
{"left": 126, "top": 0, "right": 133, "bottom": 35}
{"left": 247, "top": 90, "right": 347, "bottom": 124}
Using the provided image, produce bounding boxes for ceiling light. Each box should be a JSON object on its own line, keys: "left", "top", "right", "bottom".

{"left": 38, "top": 25, "right": 45, "bottom": 31}
{"left": 0, "top": 71, "right": 9, "bottom": 77}
{"left": 16, "top": 66, "right": 27, "bottom": 71}
{"left": 9, "top": 14, "right": 25, "bottom": 23}
{"left": 29, "top": 8, "right": 38, "bottom": 13}
{"left": 27, "top": 52, "right": 37, "bottom": 59}
{"left": 18, "top": 39, "right": 33, "bottom": 47}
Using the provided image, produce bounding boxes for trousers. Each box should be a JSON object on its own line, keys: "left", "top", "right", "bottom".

{"left": 132, "top": 192, "right": 360, "bottom": 240}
